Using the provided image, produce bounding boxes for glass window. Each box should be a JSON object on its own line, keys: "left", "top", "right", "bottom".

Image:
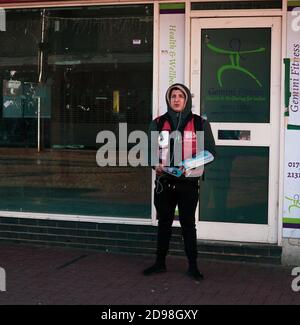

{"left": 0, "top": 5, "right": 153, "bottom": 219}
{"left": 201, "top": 28, "right": 271, "bottom": 123}
{"left": 0, "top": 9, "right": 40, "bottom": 147}
{"left": 200, "top": 146, "right": 269, "bottom": 224}
{"left": 191, "top": 1, "right": 282, "bottom": 11}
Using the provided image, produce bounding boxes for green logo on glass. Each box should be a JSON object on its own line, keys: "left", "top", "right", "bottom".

{"left": 285, "top": 194, "right": 300, "bottom": 213}
{"left": 206, "top": 39, "right": 265, "bottom": 88}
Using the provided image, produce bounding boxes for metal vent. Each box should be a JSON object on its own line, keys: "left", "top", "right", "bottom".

{"left": 191, "top": 1, "right": 282, "bottom": 10}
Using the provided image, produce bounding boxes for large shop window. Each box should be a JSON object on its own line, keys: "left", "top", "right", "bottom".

{"left": 0, "top": 5, "right": 153, "bottom": 218}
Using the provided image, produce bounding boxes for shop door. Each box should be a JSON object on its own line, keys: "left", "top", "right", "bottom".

{"left": 191, "top": 17, "right": 281, "bottom": 243}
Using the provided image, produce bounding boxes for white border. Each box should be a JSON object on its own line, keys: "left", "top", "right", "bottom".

{"left": 151, "top": 1, "right": 160, "bottom": 225}
{"left": 277, "top": 0, "right": 287, "bottom": 247}
{"left": 0, "top": 210, "right": 152, "bottom": 225}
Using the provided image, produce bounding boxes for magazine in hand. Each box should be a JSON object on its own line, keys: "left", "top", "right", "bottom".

{"left": 162, "top": 151, "right": 214, "bottom": 177}
{"left": 180, "top": 150, "right": 214, "bottom": 170}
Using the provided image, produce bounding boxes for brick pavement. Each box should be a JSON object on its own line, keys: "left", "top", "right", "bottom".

{"left": 0, "top": 243, "right": 299, "bottom": 305}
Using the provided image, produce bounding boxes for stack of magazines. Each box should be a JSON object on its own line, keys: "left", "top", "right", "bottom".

{"left": 180, "top": 150, "right": 214, "bottom": 170}
{"left": 162, "top": 150, "right": 214, "bottom": 177}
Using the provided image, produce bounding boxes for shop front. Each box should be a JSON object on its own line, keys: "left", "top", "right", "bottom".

{"left": 0, "top": 2, "right": 153, "bottom": 221}
{"left": 0, "top": 0, "right": 299, "bottom": 265}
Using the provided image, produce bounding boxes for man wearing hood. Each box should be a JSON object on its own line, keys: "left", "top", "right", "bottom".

{"left": 143, "top": 83, "right": 216, "bottom": 281}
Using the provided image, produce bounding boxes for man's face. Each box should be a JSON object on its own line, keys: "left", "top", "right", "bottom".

{"left": 170, "top": 89, "right": 186, "bottom": 112}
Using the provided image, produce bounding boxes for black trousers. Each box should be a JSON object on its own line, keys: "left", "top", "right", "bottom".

{"left": 154, "top": 178, "right": 199, "bottom": 264}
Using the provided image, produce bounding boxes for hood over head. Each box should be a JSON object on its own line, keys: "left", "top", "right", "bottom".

{"left": 165, "top": 83, "right": 192, "bottom": 130}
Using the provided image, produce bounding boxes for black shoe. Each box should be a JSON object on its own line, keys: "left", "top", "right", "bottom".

{"left": 186, "top": 268, "right": 204, "bottom": 281}
{"left": 143, "top": 263, "right": 166, "bottom": 276}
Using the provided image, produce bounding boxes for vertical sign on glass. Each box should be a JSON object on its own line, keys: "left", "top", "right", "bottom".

{"left": 283, "top": 4, "right": 300, "bottom": 238}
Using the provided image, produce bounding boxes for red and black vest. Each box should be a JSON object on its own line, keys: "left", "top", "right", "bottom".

{"left": 155, "top": 112, "right": 204, "bottom": 166}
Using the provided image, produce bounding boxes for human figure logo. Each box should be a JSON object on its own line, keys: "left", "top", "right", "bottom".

{"left": 205, "top": 38, "right": 265, "bottom": 87}
{"left": 291, "top": 267, "right": 300, "bottom": 292}
{"left": 285, "top": 194, "right": 300, "bottom": 213}
{"left": 0, "top": 7, "right": 6, "bottom": 31}
{"left": 0, "top": 267, "right": 6, "bottom": 292}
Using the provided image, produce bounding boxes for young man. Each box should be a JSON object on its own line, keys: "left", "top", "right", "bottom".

{"left": 143, "top": 83, "right": 216, "bottom": 280}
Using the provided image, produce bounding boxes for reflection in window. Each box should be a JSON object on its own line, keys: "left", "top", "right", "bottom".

{"left": 0, "top": 5, "right": 153, "bottom": 219}
{"left": 45, "top": 6, "right": 153, "bottom": 148}
{"left": 200, "top": 146, "right": 269, "bottom": 224}
{"left": 0, "top": 10, "right": 40, "bottom": 147}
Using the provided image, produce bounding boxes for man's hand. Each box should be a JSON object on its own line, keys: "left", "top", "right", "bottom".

{"left": 155, "top": 164, "right": 164, "bottom": 176}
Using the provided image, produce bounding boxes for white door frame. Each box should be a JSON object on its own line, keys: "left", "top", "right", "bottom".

{"left": 191, "top": 17, "right": 281, "bottom": 243}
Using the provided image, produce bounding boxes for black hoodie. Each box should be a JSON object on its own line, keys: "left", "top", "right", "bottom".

{"left": 149, "top": 83, "right": 216, "bottom": 177}
{"left": 165, "top": 83, "right": 193, "bottom": 131}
